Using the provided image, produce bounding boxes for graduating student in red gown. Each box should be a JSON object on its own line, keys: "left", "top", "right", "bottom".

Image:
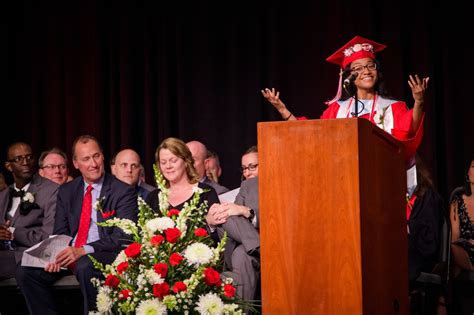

{"left": 261, "top": 35, "right": 429, "bottom": 163}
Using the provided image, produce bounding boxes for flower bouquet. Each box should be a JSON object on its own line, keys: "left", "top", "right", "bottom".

{"left": 89, "top": 165, "right": 242, "bottom": 314}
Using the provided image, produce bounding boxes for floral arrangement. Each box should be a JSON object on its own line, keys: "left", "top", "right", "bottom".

{"left": 89, "top": 165, "right": 242, "bottom": 315}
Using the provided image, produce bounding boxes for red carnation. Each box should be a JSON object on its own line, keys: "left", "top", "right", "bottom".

{"left": 167, "top": 208, "right": 180, "bottom": 217}
{"left": 116, "top": 261, "right": 129, "bottom": 274}
{"left": 124, "top": 242, "right": 142, "bottom": 258}
{"left": 119, "top": 289, "right": 132, "bottom": 300}
{"left": 194, "top": 228, "right": 208, "bottom": 237}
{"left": 224, "top": 283, "right": 236, "bottom": 298}
{"left": 169, "top": 253, "right": 183, "bottom": 266}
{"left": 172, "top": 281, "right": 187, "bottom": 293}
{"left": 203, "top": 267, "right": 221, "bottom": 287}
{"left": 150, "top": 235, "right": 165, "bottom": 246}
{"left": 104, "top": 274, "right": 120, "bottom": 288}
{"left": 165, "top": 228, "right": 181, "bottom": 243}
{"left": 153, "top": 262, "right": 168, "bottom": 278}
{"left": 153, "top": 282, "right": 170, "bottom": 298}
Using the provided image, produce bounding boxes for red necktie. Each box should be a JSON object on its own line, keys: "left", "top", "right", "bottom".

{"left": 75, "top": 185, "right": 93, "bottom": 248}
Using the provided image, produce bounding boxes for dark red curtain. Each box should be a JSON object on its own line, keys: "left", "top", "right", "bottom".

{"left": 2, "top": 0, "right": 472, "bottom": 201}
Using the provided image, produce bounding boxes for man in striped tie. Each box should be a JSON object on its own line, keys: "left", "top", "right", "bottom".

{"left": 16, "top": 135, "right": 138, "bottom": 315}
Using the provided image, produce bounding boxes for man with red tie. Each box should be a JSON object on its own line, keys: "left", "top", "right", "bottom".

{"left": 16, "top": 135, "right": 138, "bottom": 315}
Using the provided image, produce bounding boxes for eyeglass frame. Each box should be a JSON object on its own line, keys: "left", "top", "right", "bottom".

{"left": 350, "top": 62, "right": 377, "bottom": 74}
{"left": 41, "top": 164, "right": 68, "bottom": 171}
{"left": 240, "top": 163, "right": 258, "bottom": 173}
{"left": 7, "top": 154, "right": 35, "bottom": 164}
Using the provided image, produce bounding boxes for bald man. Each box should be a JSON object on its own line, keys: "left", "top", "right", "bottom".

{"left": 186, "top": 141, "right": 229, "bottom": 195}
{"left": 110, "top": 149, "right": 155, "bottom": 200}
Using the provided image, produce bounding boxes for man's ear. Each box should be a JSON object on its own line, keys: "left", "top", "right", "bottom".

{"left": 5, "top": 162, "right": 12, "bottom": 172}
{"left": 72, "top": 159, "right": 79, "bottom": 170}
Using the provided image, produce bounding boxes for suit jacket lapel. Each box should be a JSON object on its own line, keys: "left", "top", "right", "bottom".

{"left": 96, "top": 174, "right": 112, "bottom": 240}
{"left": 11, "top": 177, "right": 40, "bottom": 225}
{"left": 70, "top": 178, "right": 86, "bottom": 236}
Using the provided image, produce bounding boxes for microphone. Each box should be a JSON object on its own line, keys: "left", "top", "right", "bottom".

{"left": 343, "top": 72, "right": 358, "bottom": 88}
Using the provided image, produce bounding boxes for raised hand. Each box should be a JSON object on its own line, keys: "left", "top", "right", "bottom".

{"left": 408, "top": 74, "right": 429, "bottom": 104}
{"left": 261, "top": 88, "right": 286, "bottom": 111}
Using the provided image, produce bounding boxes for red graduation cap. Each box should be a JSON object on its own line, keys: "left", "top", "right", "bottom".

{"left": 325, "top": 36, "right": 386, "bottom": 105}
{"left": 326, "top": 36, "right": 386, "bottom": 69}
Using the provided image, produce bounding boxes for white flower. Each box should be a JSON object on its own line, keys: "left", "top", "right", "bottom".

{"left": 145, "top": 268, "right": 164, "bottom": 285}
{"left": 96, "top": 289, "right": 113, "bottom": 313}
{"left": 195, "top": 293, "right": 224, "bottom": 315}
{"left": 93, "top": 196, "right": 106, "bottom": 211}
{"left": 184, "top": 243, "right": 213, "bottom": 265}
{"left": 146, "top": 217, "right": 175, "bottom": 233}
{"left": 136, "top": 298, "right": 167, "bottom": 315}
{"left": 101, "top": 218, "right": 137, "bottom": 235}
{"left": 192, "top": 186, "right": 203, "bottom": 194}
{"left": 223, "top": 303, "right": 242, "bottom": 314}
{"left": 352, "top": 43, "right": 362, "bottom": 52}
{"left": 23, "top": 192, "right": 35, "bottom": 203}
{"left": 112, "top": 251, "right": 127, "bottom": 267}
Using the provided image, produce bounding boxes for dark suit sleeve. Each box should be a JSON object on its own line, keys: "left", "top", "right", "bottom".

{"left": 203, "top": 188, "right": 219, "bottom": 209}
{"left": 90, "top": 182, "right": 138, "bottom": 253}
{"left": 145, "top": 189, "right": 159, "bottom": 213}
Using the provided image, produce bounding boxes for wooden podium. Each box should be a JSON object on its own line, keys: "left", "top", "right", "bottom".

{"left": 257, "top": 118, "right": 408, "bottom": 315}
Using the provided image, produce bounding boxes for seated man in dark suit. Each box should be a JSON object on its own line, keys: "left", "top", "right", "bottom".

{"left": 16, "top": 135, "right": 138, "bottom": 315}
{"left": 110, "top": 148, "right": 155, "bottom": 200}
{"left": 0, "top": 142, "right": 59, "bottom": 280}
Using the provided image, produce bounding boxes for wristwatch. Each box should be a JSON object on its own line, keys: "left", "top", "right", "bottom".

{"left": 248, "top": 208, "right": 255, "bottom": 221}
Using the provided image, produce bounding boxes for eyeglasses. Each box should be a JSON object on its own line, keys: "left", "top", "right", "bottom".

{"left": 350, "top": 63, "right": 377, "bottom": 73}
{"left": 42, "top": 164, "right": 67, "bottom": 171}
{"left": 8, "top": 154, "right": 35, "bottom": 164}
{"left": 240, "top": 163, "right": 258, "bottom": 173}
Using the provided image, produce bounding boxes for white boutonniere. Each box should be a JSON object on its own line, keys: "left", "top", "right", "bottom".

{"left": 19, "top": 192, "right": 40, "bottom": 215}
{"left": 94, "top": 196, "right": 106, "bottom": 213}
{"left": 23, "top": 192, "right": 35, "bottom": 203}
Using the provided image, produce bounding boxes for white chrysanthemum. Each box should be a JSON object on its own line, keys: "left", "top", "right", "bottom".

{"left": 184, "top": 243, "right": 213, "bottom": 265}
{"left": 195, "top": 293, "right": 224, "bottom": 315}
{"left": 146, "top": 217, "right": 175, "bottom": 233}
{"left": 96, "top": 289, "right": 113, "bottom": 313}
{"left": 135, "top": 298, "right": 167, "bottom": 315}
{"left": 145, "top": 268, "right": 164, "bottom": 285}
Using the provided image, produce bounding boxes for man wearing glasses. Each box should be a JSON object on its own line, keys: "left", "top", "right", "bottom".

{"left": 0, "top": 142, "right": 59, "bottom": 280}
{"left": 38, "top": 147, "right": 70, "bottom": 185}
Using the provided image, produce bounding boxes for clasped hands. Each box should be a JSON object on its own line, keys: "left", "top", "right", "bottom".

{"left": 45, "top": 246, "right": 86, "bottom": 272}
{"left": 206, "top": 203, "right": 252, "bottom": 226}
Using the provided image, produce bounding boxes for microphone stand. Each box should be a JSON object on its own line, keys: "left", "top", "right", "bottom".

{"left": 343, "top": 82, "right": 358, "bottom": 117}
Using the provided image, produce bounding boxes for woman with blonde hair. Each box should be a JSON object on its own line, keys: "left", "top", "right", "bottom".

{"left": 146, "top": 137, "right": 219, "bottom": 212}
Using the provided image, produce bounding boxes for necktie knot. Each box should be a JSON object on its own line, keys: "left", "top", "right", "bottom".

{"left": 10, "top": 187, "right": 25, "bottom": 198}
{"left": 86, "top": 185, "right": 93, "bottom": 194}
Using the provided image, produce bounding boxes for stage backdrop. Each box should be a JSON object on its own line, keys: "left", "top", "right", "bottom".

{"left": 2, "top": 1, "right": 472, "bottom": 202}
